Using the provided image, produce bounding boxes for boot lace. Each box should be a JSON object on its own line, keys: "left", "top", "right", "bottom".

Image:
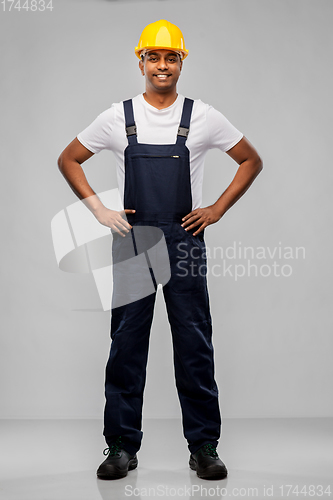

{"left": 202, "top": 443, "right": 218, "bottom": 458}
{"left": 103, "top": 436, "right": 122, "bottom": 457}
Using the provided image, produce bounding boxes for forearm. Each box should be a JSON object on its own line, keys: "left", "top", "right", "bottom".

{"left": 213, "top": 157, "right": 263, "bottom": 218}
{"left": 58, "top": 157, "right": 104, "bottom": 214}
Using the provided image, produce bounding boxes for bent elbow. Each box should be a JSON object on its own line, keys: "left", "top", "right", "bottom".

{"left": 57, "top": 153, "right": 64, "bottom": 172}
{"left": 256, "top": 155, "right": 263, "bottom": 174}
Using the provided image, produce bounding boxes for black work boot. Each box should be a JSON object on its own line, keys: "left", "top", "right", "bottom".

{"left": 97, "top": 436, "right": 138, "bottom": 480}
{"left": 189, "top": 443, "right": 228, "bottom": 480}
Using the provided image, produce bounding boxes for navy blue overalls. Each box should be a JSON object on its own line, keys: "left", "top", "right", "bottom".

{"left": 104, "top": 97, "right": 221, "bottom": 456}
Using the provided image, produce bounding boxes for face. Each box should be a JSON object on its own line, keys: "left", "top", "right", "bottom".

{"left": 139, "top": 49, "right": 183, "bottom": 93}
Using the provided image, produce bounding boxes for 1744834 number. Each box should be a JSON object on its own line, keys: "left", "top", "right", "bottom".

{"left": 1, "top": 0, "right": 53, "bottom": 11}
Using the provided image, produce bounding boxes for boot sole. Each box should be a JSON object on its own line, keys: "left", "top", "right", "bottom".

{"left": 189, "top": 457, "right": 228, "bottom": 480}
{"left": 97, "top": 457, "right": 138, "bottom": 480}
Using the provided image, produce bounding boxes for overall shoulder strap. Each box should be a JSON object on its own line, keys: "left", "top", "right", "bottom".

{"left": 176, "top": 97, "right": 194, "bottom": 145}
{"left": 123, "top": 99, "right": 138, "bottom": 145}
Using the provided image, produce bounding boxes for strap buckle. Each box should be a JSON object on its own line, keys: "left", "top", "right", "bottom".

{"left": 126, "top": 125, "right": 137, "bottom": 137}
{"left": 177, "top": 126, "right": 189, "bottom": 138}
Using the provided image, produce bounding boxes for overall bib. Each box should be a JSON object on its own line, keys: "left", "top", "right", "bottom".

{"left": 104, "top": 97, "right": 221, "bottom": 456}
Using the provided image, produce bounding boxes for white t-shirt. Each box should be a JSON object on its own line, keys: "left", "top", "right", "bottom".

{"left": 77, "top": 93, "right": 243, "bottom": 210}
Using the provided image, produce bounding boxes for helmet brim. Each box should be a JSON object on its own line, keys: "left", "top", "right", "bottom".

{"left": 135, "top": 46, "right": 188, "bottom": 60}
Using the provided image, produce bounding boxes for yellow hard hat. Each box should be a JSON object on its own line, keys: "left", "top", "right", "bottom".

{"left": 135, "top": 19, "right": 189, "bottom": 60}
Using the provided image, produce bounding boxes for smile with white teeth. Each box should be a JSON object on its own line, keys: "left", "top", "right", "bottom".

{"left": 155, "top": 74, "right": 170, "bottom": 79}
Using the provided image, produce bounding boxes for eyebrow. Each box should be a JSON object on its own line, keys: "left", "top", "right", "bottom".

{"left": 147, "top": 52, "right": 178, "bottom": 57}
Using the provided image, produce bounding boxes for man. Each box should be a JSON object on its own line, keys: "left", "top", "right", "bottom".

{"left": 58, "top": 19, "right": 263, "bottom": 481}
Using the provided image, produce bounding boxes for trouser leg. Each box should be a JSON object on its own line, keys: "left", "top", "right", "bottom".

{"left": 103, "top": 293, "right": 156, "bottom": 456}
{"left": 163, "top": 225, "right": 221, "bottom": 454}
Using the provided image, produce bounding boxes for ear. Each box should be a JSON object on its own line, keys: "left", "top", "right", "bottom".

{"left": 179, "top": 59, "right": 183, "bottom": 73}
{"left": 139, "top": 59, "right": 145, "bottom": 76}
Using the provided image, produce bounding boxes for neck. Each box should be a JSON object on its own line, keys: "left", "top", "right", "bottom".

{"left": 143, "top": 89, "right": 178, "bottom": 110}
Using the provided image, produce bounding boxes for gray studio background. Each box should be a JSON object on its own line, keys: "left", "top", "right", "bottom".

{"left": 1, "top": 0, "right": 332, "bottom": 422}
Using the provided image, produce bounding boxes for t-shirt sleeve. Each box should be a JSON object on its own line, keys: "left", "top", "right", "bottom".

{"left": 206, "top": 104, "right": 243, "bottom": 152}
{"left": 76, "top": 106, "right": 115, "bottom": 154}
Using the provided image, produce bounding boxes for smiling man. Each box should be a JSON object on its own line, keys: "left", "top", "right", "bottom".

{"left": 58, "top": 19, "right": 263, "bottom": 481}
{"left": 140, "top": 49, "right": 182, "bottom": 97}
